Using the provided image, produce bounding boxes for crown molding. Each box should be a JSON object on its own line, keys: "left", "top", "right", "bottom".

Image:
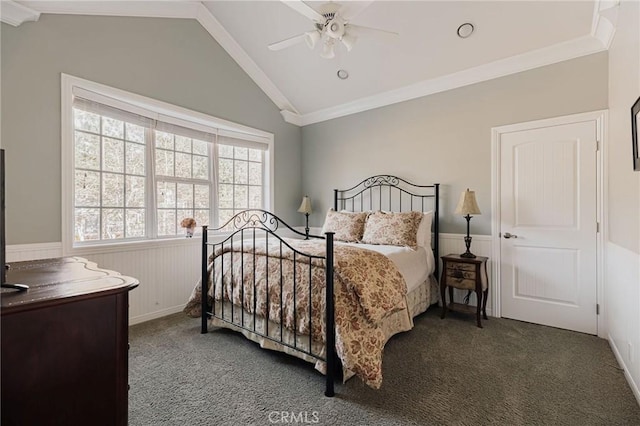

{"left": 1, "top": 0, "right": 40, "bottom": 26}
{"left": 298, "top": 34, "right": 607, "bottom": 126}
{"left": 10, "top": 1, "right": 617, "bottom": 128}
{"left": 591, "top": 0, "right": 619, "bottom": 49}
{"left": 17, "top": 1, "right": 201, "bottom": 19}
{"left": 280, "top": 110, "right": 303, "bottom": 126}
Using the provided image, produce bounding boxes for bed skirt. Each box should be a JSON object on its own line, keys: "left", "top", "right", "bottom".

{"left": 207, "top": 274, "right": 440, "bottom": 382}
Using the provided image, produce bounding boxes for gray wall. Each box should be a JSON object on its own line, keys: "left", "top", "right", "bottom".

{"left": 1, "top": 15, "right": 302, "bottom": 245}
{"left": 301, "top": 52, "right": 609, "bottom": 234}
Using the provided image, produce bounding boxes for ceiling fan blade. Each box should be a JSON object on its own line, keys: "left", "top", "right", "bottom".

{"left": 268, "top": 33, "right": 307, "bottom": 51}
{"left": 347, "top": 24, "right": 399, "bottom": 39}
{"left": 281, "top": 0, "right": 325, "bottom": 23}
{"left": 338, "top": 0, "right": 373, "bottom": 22}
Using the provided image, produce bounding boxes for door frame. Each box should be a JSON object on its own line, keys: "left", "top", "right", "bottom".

{"left": 490, "top": 110, "right": 607, "bottom": 337}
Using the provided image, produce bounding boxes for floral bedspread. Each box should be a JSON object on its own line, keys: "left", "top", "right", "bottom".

{"left": 184, "top": 238, "right": 408, "bottom": 388}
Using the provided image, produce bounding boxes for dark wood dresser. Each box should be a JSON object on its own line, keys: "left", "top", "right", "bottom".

{"left": 1, "top": 257, "right": 139, "bottom": 426}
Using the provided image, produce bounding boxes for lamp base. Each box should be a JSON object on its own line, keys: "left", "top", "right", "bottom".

{"left": 460, "top": 234, "right": 476, "bottom": 258}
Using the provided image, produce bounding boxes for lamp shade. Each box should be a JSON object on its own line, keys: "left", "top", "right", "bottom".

{"left": 297, "top": 196, "right": 312, "bottom": 214}
{"left": 454, "top": 189, "right": 481, "bottom": 215}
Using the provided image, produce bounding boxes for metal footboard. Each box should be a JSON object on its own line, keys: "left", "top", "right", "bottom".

{"left": 199, "top": 210, "right": 336, "bottom": 397}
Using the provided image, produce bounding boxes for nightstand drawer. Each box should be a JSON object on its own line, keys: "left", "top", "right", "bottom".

{"left": 445, "top": 276, "right": 476, "bottom": 290}
{"left": 446, "top": 262, "right": 476, "bottom": 273}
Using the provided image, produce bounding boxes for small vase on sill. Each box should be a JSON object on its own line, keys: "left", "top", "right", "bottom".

{"left": 185, "top": 227, "right": 195, "bottom": 238}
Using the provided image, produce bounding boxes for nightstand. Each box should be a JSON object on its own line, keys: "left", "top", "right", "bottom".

{"left": 440, "top": 254, "right": 489, "bottom": 328}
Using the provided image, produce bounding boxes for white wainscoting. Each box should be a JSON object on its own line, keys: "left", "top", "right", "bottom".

{"left": 7, "top": 240, "right": 201, "bottom": 325}
{"left": 438, "top": 233, "right": 494, "bottom": 315}
{"left": 605, "top": 242, "right": 640, "bottom": 405}
{"left": 7, "top": 232, "right": 495, "bottom": 324}
{"left": 7, "top": 242, "right": 63, "bottom": 261}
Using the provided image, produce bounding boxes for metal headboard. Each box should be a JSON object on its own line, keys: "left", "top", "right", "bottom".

{"left": 333, "top": 175, "right": 440, "bottom": 276}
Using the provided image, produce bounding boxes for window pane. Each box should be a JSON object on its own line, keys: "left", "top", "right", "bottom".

{"left": 219, "top": 159, "right": 233, "bottom": 183}
{"left": 219, "top": 145, "right": 233, "bottom": 158}
{"left": 126, "top": 209, "right": 145, "bottom": 238}
{"left": 194, "top": 184, "right": 209, "bottom": 208}
{"left": 126, "top": 142, "right": 145, "bottom": 176}
{"left": 74, "top": 109, "right": 100, "bottom": 133}
{"left": 75, "top": 170, "right": 100, "bottom": 207}
{"left": 156, "top": 149, "right": 174, "bottom": 176}
{"left": 234, "top": 147, "right": 248, "bottom": 160}
{"left": 157, "top": 209, "right": 177, "bottom": 236}
{"left": 249, "top": 186, "right": 262, "bottom": 209}
{"left": 248, "top": 149, "right": 262, "bottom": 162}
{"left": 194, "top": 209, "right": 209, "bottom": 228}
{"left": 234, "top": 185, "right": 248, "bottom": 209}
{"left": 175, "top": 136, "right": 191, "bottom": 153}
{"left": 102, "top": 117, "right": 124, "bottom": 139}
{"left": 234, "top": 161, "right": 248, "bottom": 184}
{"left": 193, "top": 155, "right": 208, "bottom": 180}
{"left": 103, "top": 137, "right": 124, "bottom": 173}
{"left": 75, "top": 208, "right": 100, "bottom": 241}
{"left": 157, "top": 181, "right": 176, "bottom": 208}
{"left": 175, "top": 152, "right": 192, "bottom": 178}
{"left": 125, "top": 123, "right": 145, "bottom": 143}
{"left": 218, "top": 184, "right": 233, "bottom": 208}
{"left": 156, "top": 131, "right": 174, "bottom": 150}
{"left": 102, "top": 173, "right": 124, "bottom": 207}
{"left": 102, "top": 208, "right": 124, "bottom": 239}
{"left": 75, "top": 131, "right": 100, "bottom": 170}
{"left": 193, "top": 140, "right": 208, "bottom": 155}
{"left": 248, "top": 162, "right": 262, "bottom": 185}
{"left": 126, "top": 176, "right": 145, "bottom": 208}
{"left": 177, "top": 183, "right": 193, "bottom": 208}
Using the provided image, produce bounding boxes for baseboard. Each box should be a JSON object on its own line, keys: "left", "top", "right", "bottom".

{"left": 608, "top": 333, "right": 640, "bottom": 406}
{"left": 129, "top": 305, "right": 186, "bottom": 326}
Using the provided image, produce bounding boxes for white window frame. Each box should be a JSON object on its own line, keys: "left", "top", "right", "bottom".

{"left": 61, "top": 74, "right": 274, "bottom": 256}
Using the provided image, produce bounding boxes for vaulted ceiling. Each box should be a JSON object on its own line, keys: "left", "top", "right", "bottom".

{"left": 3, "top": 1, "right": 620, "bottom": 126}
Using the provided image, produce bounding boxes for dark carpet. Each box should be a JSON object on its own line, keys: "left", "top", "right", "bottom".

{"left": 129, "top": 308, "right": 640, "bottom": 425}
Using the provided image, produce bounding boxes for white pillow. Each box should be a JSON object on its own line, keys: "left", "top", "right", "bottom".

{"left": 416, "top": 211, "right": 434, "bottom": 248}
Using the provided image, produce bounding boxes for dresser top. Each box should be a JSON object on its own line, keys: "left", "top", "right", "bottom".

{"left": 1, "top": 257, "right": 139, "bottom": 313}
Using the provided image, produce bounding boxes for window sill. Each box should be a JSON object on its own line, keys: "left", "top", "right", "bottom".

{"left": 66, "top": 236, "right": 202, "bottom": 256}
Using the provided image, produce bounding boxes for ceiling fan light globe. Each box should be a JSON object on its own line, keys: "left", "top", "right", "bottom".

{"left": 320, "top": 41, "right": 336, "bottom": 59}
{"left": 304, "top": 31, "right": 320, "bottom": 49}
{"left": 341, "top": 33, "right": 357, "bottom": 51}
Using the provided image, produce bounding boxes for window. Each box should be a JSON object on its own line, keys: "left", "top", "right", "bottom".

{"left": 63, "top": 75, "right": 273, "bottom": 251}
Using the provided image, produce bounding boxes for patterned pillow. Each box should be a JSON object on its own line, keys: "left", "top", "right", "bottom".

{"left": 416, "top": 211, "right": 434, "bottom": 248}
{"left": 362, "top": 211, "right": 423, "bottom": 247}
{"left": 321, "top": 210, "right": 368, "bottom": 242}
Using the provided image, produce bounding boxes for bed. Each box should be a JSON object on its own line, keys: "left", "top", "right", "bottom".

{"left": 184, "top": 175, "right": 439, "bottom": 396}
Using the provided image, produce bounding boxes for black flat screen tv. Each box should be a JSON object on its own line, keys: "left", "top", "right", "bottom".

{"left": 1, "top": 149, "right": 28, "bottom": 291}
{"left": 1, "top": 148, "right": 6, "bottom": 286}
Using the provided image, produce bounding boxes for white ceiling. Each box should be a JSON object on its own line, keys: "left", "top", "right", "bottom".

{"left": 5, "top": 1, "right": 619, "bottom": 125}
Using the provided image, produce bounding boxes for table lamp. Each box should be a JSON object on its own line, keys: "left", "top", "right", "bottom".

{"left": 455, "top": 188, "right": 481, "bottom": 258}
{"left": 297, "top": 195, "right": 312, "bottom": 239}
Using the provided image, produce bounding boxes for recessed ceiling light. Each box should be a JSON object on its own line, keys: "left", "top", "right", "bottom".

{"left": 457, "top": 23, "right": 474, "bottom": 39}
{"left": 337, "top": 69, "right": 349, "bottom": 80}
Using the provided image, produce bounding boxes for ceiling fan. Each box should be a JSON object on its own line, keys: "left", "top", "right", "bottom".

{"left": 268, "top": 0, "right": 398, "bottom": 59}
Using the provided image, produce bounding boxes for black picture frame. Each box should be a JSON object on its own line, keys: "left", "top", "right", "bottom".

{"left": 633, "top": 96, "right": 640, "bottom": 171}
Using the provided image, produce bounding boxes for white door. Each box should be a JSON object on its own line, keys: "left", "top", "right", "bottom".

{"left": 499, "top": 119, "right": 598, "bottom": 334}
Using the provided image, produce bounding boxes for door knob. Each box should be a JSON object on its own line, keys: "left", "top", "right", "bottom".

{"left": 503, "top": 232, "right": 518, "bottom": 239}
